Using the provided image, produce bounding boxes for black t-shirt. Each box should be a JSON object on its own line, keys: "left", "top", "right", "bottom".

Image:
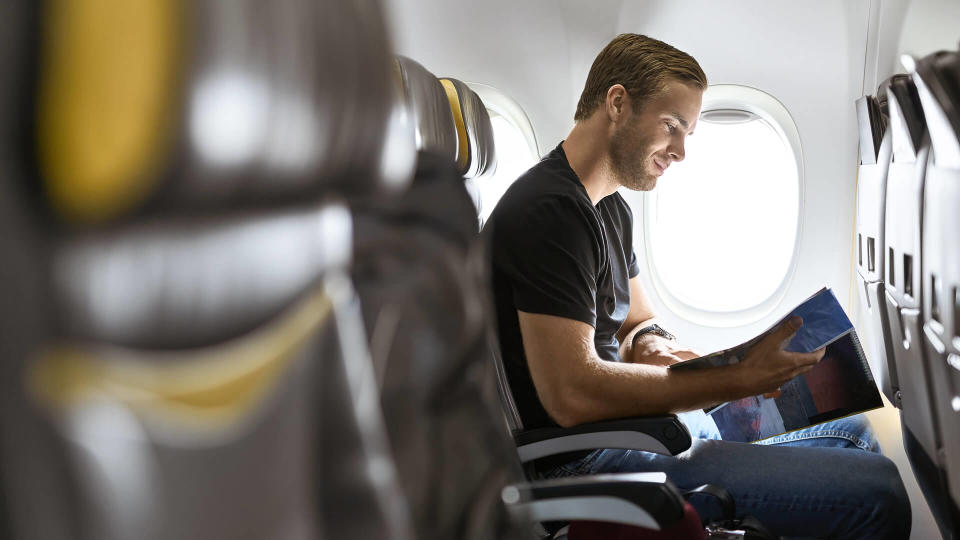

{"left": 487, "top": 142, "right": 640, "bottom": 431}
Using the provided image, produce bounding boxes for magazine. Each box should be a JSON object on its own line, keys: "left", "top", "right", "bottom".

{"left": 669, "top": 288, "right": 884, "bottom": 443}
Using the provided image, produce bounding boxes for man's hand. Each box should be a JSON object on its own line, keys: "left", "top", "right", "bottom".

{"left": 736, "top": 316, "right": 824, "bottom": 398}
{"left": 626, "top": 333, "right": 700, "bottom": 366}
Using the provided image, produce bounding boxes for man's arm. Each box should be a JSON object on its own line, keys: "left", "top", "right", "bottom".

{"left": 616, "top": 276, "right": 698, "bottom": 366}
{"left": 518, "top": 310, "right": 822, "bottom": 427}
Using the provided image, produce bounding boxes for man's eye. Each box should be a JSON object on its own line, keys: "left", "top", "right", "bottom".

{"left": 666, "top": 122, "right": 677, "bottom": 134}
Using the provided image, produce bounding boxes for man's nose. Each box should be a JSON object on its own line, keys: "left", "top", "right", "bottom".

{"left": 668, "top": 138, "right": 685, "bottom": 162}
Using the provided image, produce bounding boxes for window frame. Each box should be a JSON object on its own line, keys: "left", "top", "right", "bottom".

{"left": 466, "top": 82, "right": 540, "bottom": 158}
{"left": 465, "top": 83, "right": 540, "bottom": 225}
{"left": 640, "top": 84, "right": 806, "bottom": 327}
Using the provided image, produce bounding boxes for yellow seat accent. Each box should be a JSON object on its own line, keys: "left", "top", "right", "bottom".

{"left": 30, "top": 288, "right": 333, "bottom": 430}
{"left": 37, "top": 0, "right": 180, "bottom": 223}
{"left": 440, "top": 79, "right": 470, "bottom": 173}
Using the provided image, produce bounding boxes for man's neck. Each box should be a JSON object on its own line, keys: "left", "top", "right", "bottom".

{"left": 561, "top": 118, "right": 619, "bottom": 205}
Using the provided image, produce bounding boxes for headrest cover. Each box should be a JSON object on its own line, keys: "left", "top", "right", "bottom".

{"left": 394, "top": 56, "right": 458, "bottom": 161}
{"left": 36, "top": 0, "right": 407, "bottom": 224}
{"left": 886, "top": 74, "right": 927, "bottom": 162}
{"left": 439, "top": 78, "right": 497, "bottom": 178}
{"left": 916, "top": 50, "right": 960, "bottom": 145}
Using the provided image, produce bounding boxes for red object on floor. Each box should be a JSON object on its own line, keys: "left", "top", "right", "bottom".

{"left": 567, "top": 502, "right": 706, "bottom": 540}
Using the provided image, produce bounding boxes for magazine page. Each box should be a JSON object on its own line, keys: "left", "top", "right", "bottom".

{"left": 663, "top": 287, "right": 882, "bottom": 435}
{"left": 709, "top": 331, "right": 883, "bottom": 443}
{"left": 669, "top": 288, "right": 853, "bottom": 373}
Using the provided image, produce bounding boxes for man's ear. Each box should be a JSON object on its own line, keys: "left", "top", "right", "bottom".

{"left": 605, "top": 84, "right": 628, "bottom": 121}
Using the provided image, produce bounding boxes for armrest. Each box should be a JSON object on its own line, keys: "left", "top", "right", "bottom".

{"left": 513, "top": 415, "right": 691, "bottom": 463}
{"left": 501, "top": 472, "right": 685, "bottom": 531}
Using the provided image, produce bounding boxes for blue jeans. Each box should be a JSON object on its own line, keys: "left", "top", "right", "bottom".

{"left": 542, "top": 411, "right": 911, "bottom": 539}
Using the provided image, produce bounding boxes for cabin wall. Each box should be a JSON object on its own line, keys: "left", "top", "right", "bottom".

{"left": 897, "top": 0, "right": 960, "bottom": 72}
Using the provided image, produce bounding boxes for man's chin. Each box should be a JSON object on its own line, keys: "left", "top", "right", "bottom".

{"left": 623, "top": 175, "right": 658, "bottom": 192}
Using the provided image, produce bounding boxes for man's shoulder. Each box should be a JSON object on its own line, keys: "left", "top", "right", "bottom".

{"left": 490, "top": 155, "right": 591, "bottom": 222}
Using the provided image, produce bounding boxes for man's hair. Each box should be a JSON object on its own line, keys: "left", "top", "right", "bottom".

{"left": 574, "top": 34, "right": 707, "bottom": 122}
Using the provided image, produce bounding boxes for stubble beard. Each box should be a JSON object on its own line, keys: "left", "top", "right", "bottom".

{"left": 609, "top": 121, "right": 658, "bottom": 192}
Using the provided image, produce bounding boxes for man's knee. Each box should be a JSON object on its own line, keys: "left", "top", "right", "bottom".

{"left": 854, "top": 456, "right": 911, "bottom": 538}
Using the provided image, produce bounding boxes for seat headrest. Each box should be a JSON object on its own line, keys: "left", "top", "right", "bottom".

{"left": 35, "top": 0, "right": 411, "bottom": 224}
{"left": 916, "top": 51, "right": 960, "bottom": 141}
{"left": 914, "top": 50, "right": 960, "bottom": 168}
{"left": 439, "top": 77, "right": 497, "bottom": 178}
{"left": 394, "top": 56, "right": 458, "bottom": 161}
{"left": 886, "top": 74, "right": 927, "bottom": 162}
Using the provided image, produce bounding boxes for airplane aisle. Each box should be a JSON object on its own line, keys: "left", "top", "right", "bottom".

{"left": 867, "top": 403, "right": 942, "bottom": 539}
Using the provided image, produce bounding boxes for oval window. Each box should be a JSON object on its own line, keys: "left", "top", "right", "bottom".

{"left": 475, "top": 114, "right": 538, "bottom": 224}
{"left": 644, "top": 85, "right": 802, "bottom": 321}
{"left": 465, "top": 83, "right": 540, "bottom": 226}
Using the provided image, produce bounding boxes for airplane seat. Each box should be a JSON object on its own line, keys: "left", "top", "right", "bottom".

{"left": 351, "top": 55, "right": 528, "bottom": 540}
{"left": 915, "top": 48, "right": 960, "bottom": 536}
{"left": 855, "top": 83, "right": 899, "bottom": 406}
{"left": 882, "top": 70, "right": 950, "bottom": 535}
{"left": 0, "top": 1, "right": 414, "bottom": 539}
{"left": 439, "top": 76, "right": 498, "bottom": 226}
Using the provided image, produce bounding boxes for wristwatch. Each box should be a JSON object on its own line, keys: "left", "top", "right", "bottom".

{"left": 631, "top": 323, "right": 677, "bottom": 347}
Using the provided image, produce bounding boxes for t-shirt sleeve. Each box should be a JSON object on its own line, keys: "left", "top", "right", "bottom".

{"left": 494, "top": 196, "right": 600, "bottom": 327}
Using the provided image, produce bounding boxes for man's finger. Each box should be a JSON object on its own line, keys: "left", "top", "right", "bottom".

{"left": 788, "top": 362, "right": 819, "bottom": 380}
{"left": 754, "top": 316, "right": 803, "bottom": 355}
{"left": 789, "top": 348, "right": 825, "bottom": 367}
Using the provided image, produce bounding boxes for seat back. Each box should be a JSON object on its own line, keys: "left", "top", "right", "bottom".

{"left": 916, "top": 48, "right": 960, "bottom": 533}
{"left": 351, "top": 57, "right": 526, "bottom": 540}
{"left": 883, "top": 73, "right": 940, "bottom": 457}
{"left": 0, "top": 1, "right": 413, "bottom": 539}
{"left": 882, "top": 69, "right": 955, "bottom": 536}
{"left": 854, "top": 85, "right": 899, "bottom": 405}
{"left": 436, "top": 73, "right": 524, "bottom": 433}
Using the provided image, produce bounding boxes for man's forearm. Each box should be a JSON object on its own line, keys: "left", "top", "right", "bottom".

{"left": 618, "top": 317, "right": 657, "bottom": 362}
{"left": 523, "top": 311, "right": 816, "bottom": 428}
{"left": 559, "top": 357, "right": 753, "bottom": 425}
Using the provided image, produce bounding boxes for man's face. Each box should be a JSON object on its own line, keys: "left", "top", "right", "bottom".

{"left": 609, "top": 80, "right": 703, "bottom": 191}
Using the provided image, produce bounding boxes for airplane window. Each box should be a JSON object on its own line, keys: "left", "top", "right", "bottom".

{"left": 476, "top": 113, "right": 539, "bottom": 225}
{"left": 639, "top": 85, "right": 802, "bottom": 321}
{"left": 465, "top": 83, "right": 540, "bottom": 227}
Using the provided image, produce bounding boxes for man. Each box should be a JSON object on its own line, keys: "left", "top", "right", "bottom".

{"left": 486, "top": 34, "right": 910, "bottom": 538}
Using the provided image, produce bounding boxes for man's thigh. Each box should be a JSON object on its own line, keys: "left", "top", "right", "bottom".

{"left": 551, "top": 437, "right": 909, "bottom": 539}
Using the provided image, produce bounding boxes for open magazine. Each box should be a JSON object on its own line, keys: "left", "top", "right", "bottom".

{"left": 669, "top": 288, "right": 883, "bottom": 443}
